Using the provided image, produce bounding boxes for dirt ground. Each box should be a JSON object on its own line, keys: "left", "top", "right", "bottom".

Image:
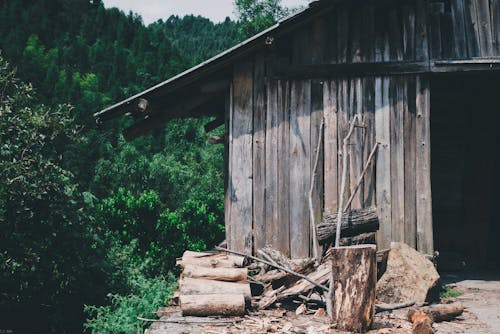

{"left": 146, "top": 271, "right": 500, "bottom": 334}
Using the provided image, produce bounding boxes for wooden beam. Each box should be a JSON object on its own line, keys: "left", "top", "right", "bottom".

{"left": 273, "top": 59, "right": 500, "bottom": 79}
{"left": 274, "top": 62, "right": 430, "bottom": 78}
{"left": 200, "top": 80, "right": 230, "bottom": 94}
{"left": 430, "top": 59, "right": 500, "bottom": 72}
{"left": 123, "top": 94, "right": 222, "bottom": 141}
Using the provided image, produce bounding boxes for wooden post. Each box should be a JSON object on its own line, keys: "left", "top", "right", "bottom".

{"left": 330, "top": 245, "right": 377, "bottom": 332}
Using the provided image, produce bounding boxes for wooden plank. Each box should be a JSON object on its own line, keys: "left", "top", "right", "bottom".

{"left": 293, "top": 26, "right": 311, "bottom": 65}
{"left": 265, "top": 79, "right": 280, "bottom": 251}
{"left": 273, "top": 62, "right": 431, "bottom": 79}
{"left": 476, "top": 0, "right": 494, "bottom": 56}
{"left": 311, "top": 17, "right": 326, "bottom": 65}
{"left": 310, "top": 80, "right": 324, "bottom": 254}
{"left": 390, "top": 77, "right": 405, "bottom": 243}
{"left": 464, "top": 0, "right": 480, "bottom": 57}
{"left": 324, "top": 80, "right": 339, "bottom": 214}
{"left": 337, "top": 5, "right": 349, "bottom": 63}
{"left": 429, "top": 2, "right": 444, "bottom": 60}
{"left": 337, "top": 79, "right": 350, "bottom": 209}
{"left": 441, "top": 11, "right": 455, "bottom": 59}
{"left": 325, "top": 9, "right": 339, "bottom": 64}
{"left": 493, "top": 0, "right": 500, "bottom": 53}
{"left": 402, "top": 3, "right": 416, "bottom": 61}
{"left": 451, "top": 0, "right": 468, "bottom": 58}
{"left": 253, "top": 55, "right": 266, "bottom": 252}
{"left": 230, "top": 62, "right": 254, "bottom": 254}
{"left": 415, "top": 0, "right": 430, "bottom": 61}
{"left": 361, "top": 3, "right": 376, "bottom": 63}
{"left": 349, "top": 78, "right": 364, "bottom": 210}
{"left": 225, "top": 86, "right": 233, "bottom": 250}
{"left": 404, "top": 77, "right": 417, "bottom": 248}
{"left": 277, "top": 81, "right": 291, "bottom": 255}
{"left": 289, "top": 80, "right": 311, "bottom": 258}
{"left": 362, "top": 77, "right": 376, "bottom": 208}
{"left": 350, "top": 6, "right": 363, "bottom": 63}
{"left": 430, "top": 60, "right": 500, "bottom": 72}
{"left": 388, "top": 7, "right": 404, "bottom": 61}
{"left": 374, "top": 5, "right": 385, "bottom": 62}
{"left": 415, "top": 76, "right": 433, "bottom": 255}
{"left": 375, "top": 76, "right": 392, "bottom": 250}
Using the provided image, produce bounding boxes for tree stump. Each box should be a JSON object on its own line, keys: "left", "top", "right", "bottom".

{"left": 330, "top": 245, "right": 377, "bottom": 332}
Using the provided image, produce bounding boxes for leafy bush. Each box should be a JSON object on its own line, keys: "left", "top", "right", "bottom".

{"left": 0, "top": 54, "right": 104, "bottom": 332}
{"left": 97, "top": 188, "right": 224, "bottom": 274}
{"left": 84, "top": 273, "right": 176, "bottom": 334}
{"left": 440, "top": 285, "right": 462, "bottom": 299}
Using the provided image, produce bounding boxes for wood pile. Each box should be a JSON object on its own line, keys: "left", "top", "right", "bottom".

{"left": 169, "top": 244, "right": 464, "bottom": 333}
{"left": 175, "top": 251, "right": 249, "bottom": 317}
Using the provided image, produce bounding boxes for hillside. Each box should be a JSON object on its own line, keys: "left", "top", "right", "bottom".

{"left": 0, "top": 0, "right": 291, "bottom": 333}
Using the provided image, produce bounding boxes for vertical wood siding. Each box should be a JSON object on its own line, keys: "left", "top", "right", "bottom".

{"left": 229, "top": 62, "right": 254, "bottom": 254}
{"left": 227, "top": 73, "right": 433, "bottom": 256}
{"left": 288, "top": 0, "right": 500, "bottom": 63}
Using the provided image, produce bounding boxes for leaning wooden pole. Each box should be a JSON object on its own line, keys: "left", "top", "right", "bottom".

{"left": 335, "top": 115, "right": 360, "bottom": 247}
{"left": 309, "top": 117, "right": 324, "bottom": 263}
{"left": 343, "top": 142, "right": 379, "bottom": 212}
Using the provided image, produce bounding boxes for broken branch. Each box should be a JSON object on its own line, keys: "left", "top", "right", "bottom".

{"left": 343, "top": 142, "right": 379, "bottom": 211}
{"left": 215, "top": 246, "right": 330, "bottom": 292}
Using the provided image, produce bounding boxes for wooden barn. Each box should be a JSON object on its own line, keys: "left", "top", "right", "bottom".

{"left": 95, "top": 0, "right": 500, "bottom": 266}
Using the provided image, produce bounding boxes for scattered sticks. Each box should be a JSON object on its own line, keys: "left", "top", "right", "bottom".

{"left": 137, "top": 316, "right": 241, "bottom": 324}
{"left": 215, "top": 246, "right": 330, "bottom": 292}
{"left": 375, "top": 301, "right": 416, "bottom": 313}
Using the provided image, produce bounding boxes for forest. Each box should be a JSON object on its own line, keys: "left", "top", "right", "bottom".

{"left": 0, "top": 0, "right": 297, "bottom": 333}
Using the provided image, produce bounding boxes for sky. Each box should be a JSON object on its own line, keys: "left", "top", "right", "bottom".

{"left": 102, "top": 0, "right": 307, "bottom": 25}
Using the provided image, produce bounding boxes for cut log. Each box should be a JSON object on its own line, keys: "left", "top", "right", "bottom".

{"left": 330, "top": 245, "right": 377, "bottom": 332}
{"left": 408, "top": 310, "right": 434, "bottom": 334}
{"left": 408, "top": 302, "right": 465, "bottom": 322}
{"left": 182, "top": 265, "right": 248, "bottom": 282}
{"left": 180, "top": 294, "right": 246, "bottom": 317}
{"left": 179, "top": 278, "right": 251, "bottom": 299}
{"left": 317, "top": 207, "right": 379, "bottom": 243}
{"left": 177, "top": 251, "right": 245, "bottom": 268}
{"left": 339, "top": 232, "right": 377, "bottom": 246}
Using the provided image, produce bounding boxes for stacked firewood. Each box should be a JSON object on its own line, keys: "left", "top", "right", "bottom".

{"left": 175, "top": 251, "right": 250, "bottom": 317}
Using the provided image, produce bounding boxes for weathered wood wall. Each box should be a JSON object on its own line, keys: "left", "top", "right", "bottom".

{"left": 225, "top": 0, "right": 500, "bottom": 258}
{"left": 226, "top": 72, "right": 433, "bottom": 257}
{"left": 287, "top": 0, "right": 500, "bottom": 65}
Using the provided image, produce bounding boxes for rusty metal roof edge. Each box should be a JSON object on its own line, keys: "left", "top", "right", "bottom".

{"left": 93, "top": 1, "right": 327, "bottom": 121}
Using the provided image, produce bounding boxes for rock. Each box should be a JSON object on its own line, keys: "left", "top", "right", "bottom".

{"left": 376, "top": 242, "right": 440, "bottom": 305}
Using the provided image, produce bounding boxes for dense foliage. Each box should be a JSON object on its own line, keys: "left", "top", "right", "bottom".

{"left": 0, "top": 0, "right": 295, "bottom": 333}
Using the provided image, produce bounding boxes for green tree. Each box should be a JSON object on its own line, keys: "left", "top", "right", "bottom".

{"left": 234, "top": 0, "right": 290, "bottom": 38}
{"left": 0, "top": 55, "right": 105, "bottom": 333}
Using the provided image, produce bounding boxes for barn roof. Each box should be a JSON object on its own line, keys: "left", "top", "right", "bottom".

{"left": 94, "top": 0, "right": 333, "bottom": 134}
